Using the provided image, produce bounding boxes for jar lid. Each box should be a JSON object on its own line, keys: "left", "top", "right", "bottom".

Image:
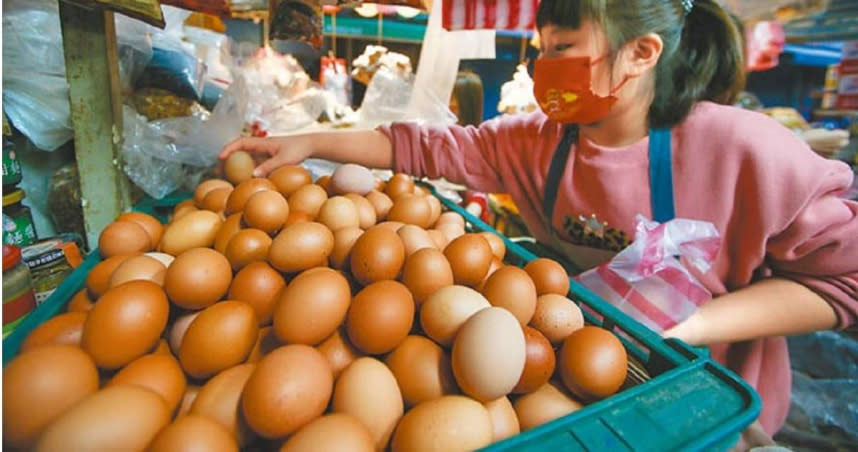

{"left": 2, "top": 189, "right": 24, "bottom": 207}
{"left": 3, "top": 244, "right": 22, "bottom": 271}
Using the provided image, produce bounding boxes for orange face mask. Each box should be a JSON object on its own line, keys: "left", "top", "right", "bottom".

{"left": 532, "top": 55, "right": 631, "bottom": 124}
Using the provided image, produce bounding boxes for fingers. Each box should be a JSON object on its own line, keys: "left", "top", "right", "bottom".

{"left": 252, "top": 157, "right": 284, "bottom": 178}
{"left": 219, "top": 137, "right": 279, "bottom": 160}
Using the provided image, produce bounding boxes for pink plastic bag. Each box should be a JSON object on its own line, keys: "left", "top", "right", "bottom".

{"left": 575, "top": 215, "right": 721, "bottom": 334}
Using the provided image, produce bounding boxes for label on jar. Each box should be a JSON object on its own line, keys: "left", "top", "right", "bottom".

{"left": 3, "top": 287, "right": 36, "bottom": 327}
{"left": 2, "top": 211, "right": 37, "bottom": 247}
{"left": 2, "top": 142, "right": 22, "bottom": 186}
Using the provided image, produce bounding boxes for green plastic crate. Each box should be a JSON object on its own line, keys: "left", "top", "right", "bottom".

{"left": 3, "top": 188, "right": 760, "bottom": 452}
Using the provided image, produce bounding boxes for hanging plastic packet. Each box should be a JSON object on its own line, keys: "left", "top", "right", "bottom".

{"left": 320, "top": 54, "right": 351, "bottom": 108}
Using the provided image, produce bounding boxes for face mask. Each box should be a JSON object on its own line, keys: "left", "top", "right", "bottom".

{"left": 532, "top": 55, "right": 632, "bottom": 124}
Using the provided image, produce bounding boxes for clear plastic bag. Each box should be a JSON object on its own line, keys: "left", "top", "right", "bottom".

{"left": 575, "top": 215, "right": 721, "bottom": 333}
{"left": 359, "top": 65, "right": 416, "bottom": 124}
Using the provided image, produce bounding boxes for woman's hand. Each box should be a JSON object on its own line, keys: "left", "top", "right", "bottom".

{"left": 219, "top": 136, "right": 314, "bottom": 177}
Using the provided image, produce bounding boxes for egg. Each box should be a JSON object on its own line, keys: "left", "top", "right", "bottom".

{"left": 169, "top": 311, "right": 200, "bottom": 354}
{"left": 331, "top": 163, "right": 376, "bottom": 195}
{"left": 177, "top": 385, "right": 201, "bottom": 417}
{"left": 426, "top": 229, "right": 449, "bottom": 250}
{"left": 148, "top": 415, "right": 238, "bottom": 452}
{"left": 401, "top": 248, "right": 454, "bottom": 307}
{"left": 268, "top": 165, "right": 312, "bottom": 196}
{"left": 67, "top": 289, "right": 94, "bottom": 312}
{"left": 81, "top": 280, "right": 169, "bottom": 369}
{"left": 384, "top": 174, "right": 414, "bottom": 200}
{"left": 366, "top": 190, "right": 394, "bottom": 220}
{"left": 243, "top": 190, "right": 290, "bottom": 235}
{"left": 160, "top": 210, "right": 223, "bottom": 255}
{"left": 330, "top": 226, "right": 364, "bottom": 270}
{"left": 316, "top": 327, "right": 363, "bottom": 378}
{"left": 190, "top": 363, "right": 257, "bottom": 446}
{"left": 344, "top": 194, "right": 377, "bottom": 229}
{"left": 20, "top": 312, "right": 87, "bottom": 352}
{"left": 229, "top": 262, "right": 286, "bottom": 325}
{"left": 145, "top": 251, "right": 175, "bottom": 267}
{"left": 268, "top": 222, "right": 334, "bottom": 273}
{"left": 214, "top": 213, "right": 244, "bottom": 254}
{"left": 513, "top": 326, "right": 556, "bottom": 394}
{"left": 524, "top": 258, "right": 570, "bottom": 296}
{"left": 280, "top": 413, "right": 375, "bottom": 452}
{"left": 478, "top": 257, "right": 504, "bottom": 291}
{"left": 375, "top": 220, "right": 405, "bottom": 232}
{"left": 164, "top": 248, "right": 233, "bottom": 309}
{"left": 274, "top": 267, "right": 351, "bottom": 345}
{"left": 151, "top": 339, "right": 171, "bottom": 355}
{"left": 36, "top": 385, "right": 170, "bottom": 451}
{"left": 558, "top": 326, "right": 628, "bottom": 400}
{"left": 530, "top": 294, "right": 584, "bottom": 345}
{"left": 107, "top": 353, "right": 187, "bottom": 414}
{"left": 349, "top": 225, "right": 406, "bottom": 285}
{"left": 332, "top": 357, "right": 404, "bottom": 450}
{"left": 108, "top": 255, "right": 167, "bottom": 288}
{"left": 201, "top": 187, "right": 233, "bottom": 213}
{"left": 284, "top": 210, "right": 314, "bottom": 226}
{"left": 484, "top": 396, "right": 520, "bottom": 442}
{"left": 316, "top": 175, "right": 333, "bottom": 193}
{"left": 480, "top": 266, "right": 537, "bottom": 325}
{"left": 477, "top": 232, "right": 506, "bottom": 260}
{"left": 420, "top": 285, "right": 490, "bottom": 347}
{"left": 317, "top": 196, "right": 360, "bottom": 231}
{"left": 224, "top": 228, "right": 273, "bottom": 270}
{"left": 426, "top": 196, "right": 442, "bottom": 227}
{"left": 245, "top": 327, "right": 281, "bottom": 363}
{"left": 397, "top": 224, "right": 437, "bottom": 257}
{"left": 2, "top": 345, "right": 99, "bottom": 449}
{"left": 98, "top": 221, "right": 152, "bottom": 257}
{"left": 444, "top": 234, "right": 493, "bottom": 287}
{"left": 173, "top": 199, "right": 198, "bottom": 221}
{"left": 241, "top": 345, "right": 333, "bottom": 438}
{"left": 224, "top": 151, "right": 256, "bottom": 185}
{"left": 194, "top": 179, "right": 234, "bottom": 206}
{"left": 513, "top": 381, "right": 583, "bottom": 430}
{"left": 436, "top": 211, "right": 466, "bottom": 228}
{"left": 391, "top": 396, "right": 493, "bottom": 452}
{"left": 225, "top": 178, "right": 277, "bottom": 215}
{"left": 179, "top": 301, "right": 259, "bottom": 379}
{"left": 288, "top": 184, "right": 328, "bottom": 218}
{"left": 116, "top": 212, "right": 164, "bottom": 248}
{"left": 385, "top": 335, "right": 458, "bottom": 407}
{"left": 346, "top": 280, "right": 414, "bottom": 354}
{"left": 436, "top": 223, "right": 465, "bottom": 243}
{"left": 388, "top": 195, "right": 433, "bottom": 228}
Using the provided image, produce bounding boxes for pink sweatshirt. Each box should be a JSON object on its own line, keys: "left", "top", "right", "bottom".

{"left": 380, "top": 101, "right": 858, "bottom": 435}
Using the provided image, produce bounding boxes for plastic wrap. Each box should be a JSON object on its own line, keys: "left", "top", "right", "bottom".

{"left": 119, "top": 106, "right": 186, "bottom": 200}
{"left": 359, "top": 65, "right": 416, "bottom": 124}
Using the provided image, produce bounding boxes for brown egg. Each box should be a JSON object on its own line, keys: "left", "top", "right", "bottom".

{"left": 347, "top": 280, "right": 414, "bottom": 354}
{"left": 330, "top": 227, "right": 363, "bottom": 270}
{"left": 284, "top": 210, "right": 313, "bottom": 227}
{"left": 316, "top": 327, "right": 362, "bottom": 378}
{"left": 288, "top": 184, "right": 328, "bottom": 218}
{"left": 316, "top": 196, "right": 360, "bottom": 231}
{"left": 164, "top": 248, "right": 232, "bottom": 309}
{"left": 214, "top": 213, "right": 244, "bottom": 254}
{"left": 201, "top": 187, "right": 233, "bottom": 213}
{"left": 481, "top": 266, "right": 538, "bottom": 325}
{"left": 241, "top": 345, "right": 333, "bottom": 438}
{"left": 513, "top": 327, "right": 556, "bottom": 394}
{"left": 344, "top": 194, "right": 377, "bottom": 229}
{"left": 173, "top": 199, "right": 198, "bottom": 221}
{"left": 401, "top": 248, "right": 454, "bottom": 307}
{"left": 375, "top": 220, "right": 405, "bottom": 232}
{"left": 245, "top": 327, "right": 281, "bottom": 363}
{"left": 268, "top": 222, "right": 334, "bottom": 273}
{"left": 436, "top": 211, "right": 466, "bottom": 228}
{"left": 391, "top": 396, "right": 492, "bottom": 452}
{"left": 177, "top": 385, "right": 200, "bottom": 418}
{"left": 268, "top": 165, "right": 312, "bottom": 196}
{"left": 484, "top": 396, "right": 520, "bottom": 442}
{"left": 530, "top": 294, "right": 584, "bottom": 345}
{"left": 2, "top": 345, "right": 99, "bottom": 449}
{"left": 224, "top": 228, "right": 272, "bottom": 270}
{"left": 224, "top": 151, "right": 255, "bottom": 185}
{"left": 426, "top": 195, "right": 443, "bottom": 227}
{"left": 190, "top": 363, "right": 257, "bottom": 446}
{"left": 98, "top": 221, "right": 152, "bottom": 258}
{"left": 524, "top": 258, "right": 570, "bottom": 296}
{"left": 427, "top": 229, "right": 449, "bottom": 250}
{"left": 179, "top": 301, "right": 259, "bottom": 379}
{"left": 420, "top": 285, "right": 491, "bottom": 347}
{"left": 444, "top": 234, "right": 493, "bottom": 287}
{"left": 397, "top": 224, "right": 437, "bottom": 257}
{"left": 274, "top": 268, "right": 351, "bottom": 346}
{"left": 477, "top": 257, "right": 504, "bottom": 292}
{"left": 225, "top": 178, "right": 277, "bottom": 215}
{"left": 107, "top": 353, "right": 187, "bottom": 414}
{"left": 160, "top": 210, "right": 223, "bottom": 255}
{"left": 108, "top": 255, "right": 167, "bottom": 288}
{"left": 169, "top": 311, "right": 200, "bottom": 355}
{"left": 316, "top": 175, "right": 333, "bottom": 194}
{"left": 148, "top": 415, "right": 238, "bottom": 452}
{"left": 195, "top": 179, "right": 234, "bottom": 206}
{"left": 349, "top": 226, "right": 406, "bottom": 286}
{"left": 384, "top": 174, "right": 414, "bottom": 200}
{"left": 436, "top": 222, "right": 466, "bottom": 243}
{"left": 385, "top": 335, "right": 457, "bottom": 407}
{"left": 366, "top": 190, "right": 394, "bottom": 220}
{"left": 151, "top": 339, "right": 171, "bottom": 355}
{"left": 20, "top": 312, "right": 87, "bottom": 352}
{"left": 280, "top": 413, "right": 375, "bottom": 452}
{"left": 243, "top": 190, "right": 289, "bottom": 235}
{"left": 477, "top": 232, "right": 506, "bottom": 260}
{"left": 513, "top": 381, "right": 583, "bottom": 431}
{"left": 67, "top": 289, "right": 94, "bottom": 312}
{"left": 116, "top": 212, "right": 164, "bottom": 248}
{"left": 388, "top": 195, "right": 433, "bottom": 228}
{"left": 229, "top": 262, "right": 286, "bottom": 325}
{"left": 145, "top": 252, "right": 175, "bottom": 268}
{"left": 558, "top": 326, "right": 628, "bottom": 401}
{"left": 36, "top": 385, "right": 170, "bottom": 451}
{"left": 82, "top": 280, "right": 169, "bottom": 369}
{"left": 332, "top": 357, "right": 404, "bottom": 450}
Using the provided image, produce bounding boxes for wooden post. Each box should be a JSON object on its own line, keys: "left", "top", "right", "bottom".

{"left": 59, "top": 2, "right": 131, "bottom": 248}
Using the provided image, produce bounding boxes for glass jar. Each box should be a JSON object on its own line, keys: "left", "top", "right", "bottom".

{"left": 3, "top": 189, "right": 37, "bottom": 247}
{"left": 2, "top": 136, "right": 22, "bottom": 189}
{"left": 22, "top": 235, "right": 84, "bottom": 306}
{"left": 3, "top": 244, "right": 37, "bottom": 338}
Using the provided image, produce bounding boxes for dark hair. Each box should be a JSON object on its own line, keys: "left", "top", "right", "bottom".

{"left": 536, "top": 0, "right": 745, "bottom": 128}
{"left": 452, "top": 71, "right": 485, "bottom": 127}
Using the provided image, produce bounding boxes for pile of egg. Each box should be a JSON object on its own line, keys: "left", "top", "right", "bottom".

{"left": 3, "top": 155, "right": 629, "bottom": 451}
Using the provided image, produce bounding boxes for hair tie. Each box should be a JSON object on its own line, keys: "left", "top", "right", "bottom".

{"left": 681, "top": 0, "right": 694, "bottom": 14}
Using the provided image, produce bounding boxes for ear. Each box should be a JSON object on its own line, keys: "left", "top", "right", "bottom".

{"left": 625, "top": 33, "right": 663, "bottom": 76}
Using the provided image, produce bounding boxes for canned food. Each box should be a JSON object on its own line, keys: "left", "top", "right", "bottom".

{"left": 2, "top": 189, "right": 37, "bottom": 247}
{"left": 3, "top": 244, "right": 37, "bottom": 338}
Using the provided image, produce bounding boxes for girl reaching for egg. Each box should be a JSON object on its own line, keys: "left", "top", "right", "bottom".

{"left": 221, "top": 0, "right": 858, "bottom": 448}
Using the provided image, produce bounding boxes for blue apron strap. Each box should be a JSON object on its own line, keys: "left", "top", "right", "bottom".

{"left": 543, "top": 125, "right": 578, "bottom": 229}
{"left": 648, "top": 128, "right": 676, "bottom": 223}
